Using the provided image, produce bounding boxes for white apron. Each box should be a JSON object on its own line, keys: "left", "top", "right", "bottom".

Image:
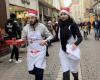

{"left": 27, "top": 28, "right": 46, "bottom": 71}
{"left": 59, "top": 36, "right": 80, "bottom": 73}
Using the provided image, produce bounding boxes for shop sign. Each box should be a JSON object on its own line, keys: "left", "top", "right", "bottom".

{"left": 21, "top": 0, "right": 30, "bottom": 5}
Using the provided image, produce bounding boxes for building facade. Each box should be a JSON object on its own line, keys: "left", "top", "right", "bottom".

{"left": 0, "top": 0, "right": 39, "bottom": 29}
{"left": 8, "top": 0, "right": 38, "bottom": 18}
{"left": 92, "top": 0, "right": 100, "bottom": 17}
{"left": 70, "top": 0, "right": 95, "bottom": 23}
{"left": 38, "top": 0, "right": 61, "bottom": 23}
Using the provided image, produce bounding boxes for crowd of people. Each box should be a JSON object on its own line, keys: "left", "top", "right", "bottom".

{"left": 92, "top": 17, "right": 100, "bottom": 40}
{"left": 78, "top": 17, "right": 100, "bottom": 40}
{"left": 79, "top": 21, "right": 91, "bottom": 40}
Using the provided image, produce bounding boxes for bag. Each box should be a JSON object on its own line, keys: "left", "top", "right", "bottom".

{"left": 66, "top": 44, "right": 80, "bottom": 60}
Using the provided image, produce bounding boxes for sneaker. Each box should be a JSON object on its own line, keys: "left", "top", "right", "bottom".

{"left": 15, "top": 60, "right": 22, "bottom": 64}
{"left": 9, "top": 59, "right": 13, "bottom": 62}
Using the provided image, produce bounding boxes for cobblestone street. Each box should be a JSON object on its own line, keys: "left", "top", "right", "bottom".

{"left": 0, "top": 30, "right": 100, "bottom": 80}
{"left": 80, "top": 30, "right": 100, "bottom": 80}
{"left": 0, "top": 0, "right": 100, "bottom": 79}
{"left": 0, "top": 42, "right": 61, "bottom": 80}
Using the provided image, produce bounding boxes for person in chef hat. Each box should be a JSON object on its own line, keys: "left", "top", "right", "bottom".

{"left": 21, "top": 10, "right": 53, "bottom": 80}
{"left": 58, "top": 9, "right": 83, "bottom": 80}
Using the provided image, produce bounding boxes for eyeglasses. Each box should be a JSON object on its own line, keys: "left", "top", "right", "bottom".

{"left": 60, "top": 13, "right": 67, "bottom": 16}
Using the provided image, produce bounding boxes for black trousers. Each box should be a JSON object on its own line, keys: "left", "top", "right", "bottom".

{"left": 63, "top": 71, "right": 79, "bottom": 80}
{"left": 29, "top": 66, "right": 44, "bottom": 80}
{"left": 88, "top": 29, "right": 91, "bottom": 34}
{"left": 11, "top": 46, "right": 19, "bottom": 61}
{"left": 46, "top": 45, "right": 49, "bottom": 57}
{"left": 63, "top": 71, "right": 70, "bottom": 80}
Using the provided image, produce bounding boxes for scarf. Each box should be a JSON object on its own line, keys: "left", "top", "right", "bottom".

{"left": 58, "top": 19, "right": 72, "bottom": 52}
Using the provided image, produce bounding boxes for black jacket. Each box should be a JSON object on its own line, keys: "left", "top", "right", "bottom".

{"left": 58, "top": 20, "right": 83, "bottom": 52}
{"left": 5, "top": 18, "right": 21, "bottom": 39}
{"left": 69, "top": 22, "right": 83, "bottom": 45}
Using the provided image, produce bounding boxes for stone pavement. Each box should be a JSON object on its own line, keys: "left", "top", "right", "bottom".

{"left": 0, "top": 41, "right": 81, "bottom": 80}
{"left": 80, "top": 30, "right": 100, "bottom": 80}
{"left": 0, "top": 42, "right": 61, "bottom": 80}
{"left": 1, "top": 30, "right": 100, "bottom": 80}
{"left": 56, "top": 65, "right": 82, "bottom": 80}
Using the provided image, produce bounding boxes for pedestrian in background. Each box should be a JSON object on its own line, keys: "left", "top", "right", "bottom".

{"left": 47, "top": 20, "right": 54, "bottom": 35}
{"left": 87, "top": 21, "right": 91, "bottom": 34}
{"left": 21, "top": 12, "right": 52, "bottom": 80}
{"left": 5, "top": 13, "right": 22, "bottom": 63}
{"left": 92, "top": 17, "right": 100, "bottom": 40}
{"left": 79, "top": 22, "right": 83, "bottom": 30}
{"left": 83, "top": 22, "right": 88, "bottom": 40}
{"left": 51, "top": 21, "right": 59, "bottom": 42}
{"left": 58, "top": 10, "right": 83, "bottom": 80}
{"left": 45, "top": 20, "right": 54, "bottom": 56}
